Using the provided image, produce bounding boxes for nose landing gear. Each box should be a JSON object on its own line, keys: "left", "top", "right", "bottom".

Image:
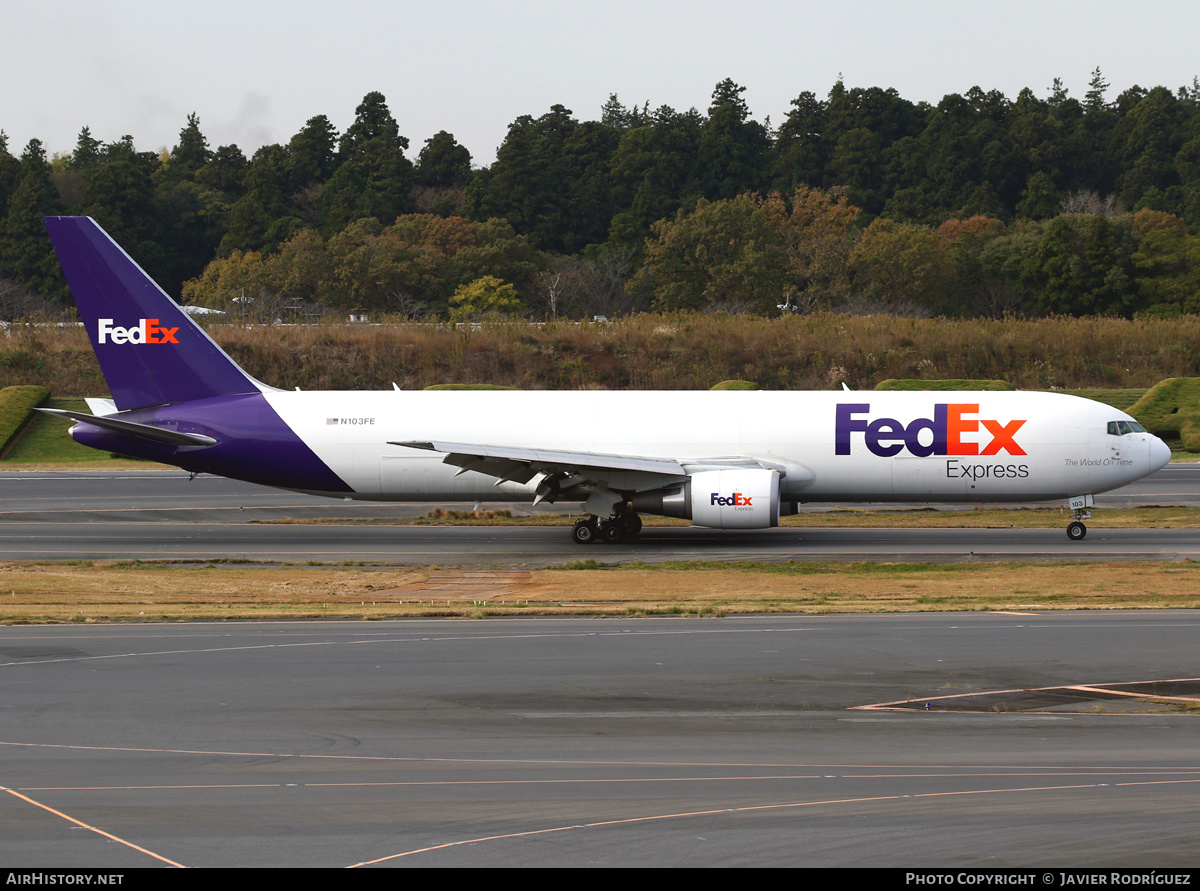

{"left": 1065, "top": 494, "right": 1093, "bottom": 541}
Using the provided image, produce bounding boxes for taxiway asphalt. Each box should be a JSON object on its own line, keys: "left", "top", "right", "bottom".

{"left": 2, "top": 613, "right": 1198, "bottom": 867}
{"left": 1, "top": 467, "right": 1198, "bottom": 564}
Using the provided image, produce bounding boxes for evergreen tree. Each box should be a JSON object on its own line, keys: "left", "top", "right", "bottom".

{"left": 606, "top": 105, "right": 703, "bottom": 246}
{"left": 1113, "top": 87, "right": 1184, "bottom": 211}
{"left": 415, "top": 130, "right": 472, "bottom": 188}
{"left": 70, "top": 126, "right": 103, "bottom": 170}
{"left": 1085, "top": 67, "right": 1110, "bottom": 111}
{"left": 1, "top": 139, "right": 64, "bottom": 294}
{"left": 466, "top": 104, "right": 617, "bottom": 253}
{"left": 219, "top": 144, "right": 301, "bottom": 255}
{"left": 289, "top": 115, "right": 339, "bottom": 186}
{"left": 197, "top": 144, "right": 249, "bottom": 196}
{"left": 822, "top": 84, "right": 924, "bottom": 214}
{"left": 81, "top": 137, "right": 159, "bottom": 241}
{"left": 918, "top": 91, "right": 1019, "bottom": 218}
{"left": 0, "top": 131, "right": 24, "bottom": 217}
{"left": 600, "top": 93, "right": 643, "bottom": 131}
{"left": 695, "top": 79, "right": 769, "bottom": 200}
{"left": 771, "top": 91, "right": 828, "bottom": 191}
{"left": 161, "top": 113, "right": 212, "bottom": 184}
{"left": 320, "top": 92, "right": 414, "bottom": 230}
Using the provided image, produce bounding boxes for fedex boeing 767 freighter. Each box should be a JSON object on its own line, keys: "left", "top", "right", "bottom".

{"left": 41, "top": 216, "right": 1171, "bottom": 544}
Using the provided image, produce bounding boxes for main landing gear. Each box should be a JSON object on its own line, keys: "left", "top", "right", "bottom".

{"left": 572, "top": 510, "right": 642, "bottom": 544}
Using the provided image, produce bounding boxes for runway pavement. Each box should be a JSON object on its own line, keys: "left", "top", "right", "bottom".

{"left": 0, "top": 466, "right": 1198, "bottom": 564}
{"left": 2, "top": 612, "right": 1199, "bottom": 868}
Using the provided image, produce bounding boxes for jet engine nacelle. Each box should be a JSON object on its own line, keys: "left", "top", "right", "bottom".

{"left": 691, "top": 468, "right": 781, "bottom": 528}
{"left": 634, "top": 468, "right": 781, "bottom": 529}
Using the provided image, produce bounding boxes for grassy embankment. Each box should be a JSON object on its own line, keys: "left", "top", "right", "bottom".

{"left": 0, "top": 393, "right": 162, "bottom": 469}
{"left": 0, "top": 385, "right": 48, "bottom": 458}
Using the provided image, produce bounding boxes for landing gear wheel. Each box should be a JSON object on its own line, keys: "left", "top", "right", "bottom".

{"left": 602, "top": 521, "right": 624, "bottom": 543}
{"left": 618, "top": 513, "right": 642, "bottom": 536}
{"left": 572, "top": 518, "right": 599, "bottom": 545}
{"left": 1066, "top": 521, "right": 1087, "bottom": 541}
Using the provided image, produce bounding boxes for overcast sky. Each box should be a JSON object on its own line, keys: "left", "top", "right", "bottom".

{"left": 5, "top": 0, "right": 1199, "bottom": 166}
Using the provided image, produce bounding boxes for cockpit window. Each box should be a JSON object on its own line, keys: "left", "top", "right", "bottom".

{"left": 1109, "top": 420, "right": 1147, "bottom": 435}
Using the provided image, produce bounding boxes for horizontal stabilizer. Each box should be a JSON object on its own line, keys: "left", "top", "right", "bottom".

{"left": 84, "top": 398, "right": 118, "bottom": 417}
{"left": 37, "top": 408, "right": 217, "bottom": 447}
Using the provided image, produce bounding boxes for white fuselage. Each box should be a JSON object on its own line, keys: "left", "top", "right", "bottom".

{"left": 262, "top": 389, "right": 1165, "bottom": 505}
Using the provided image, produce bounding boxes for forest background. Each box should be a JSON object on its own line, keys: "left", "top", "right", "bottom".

{"left": 2, "top": 72, "right": 1199, "bottom": 326}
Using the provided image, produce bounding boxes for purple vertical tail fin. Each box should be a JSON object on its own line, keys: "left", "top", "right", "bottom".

{"left": 43, "top": 216, "right": 266, "bottom": 410}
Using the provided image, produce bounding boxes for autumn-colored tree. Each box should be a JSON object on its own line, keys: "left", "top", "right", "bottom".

{"left": 631, "top": 194, "right": 786, "bottom": 313}
{"left": 1130, "top": 209, "right": 1200, "bottom": 315}
{"left": 180, "top": 248, "right": 271, "bottom": 314}
{"left": 760, "top": 186, "right": 860, "bottom": 308}
{"left": 850, "top": 218, "right": 951, "bottom": 314}
{"left": 448, "top": 275, "right": 524, "bottom": 321}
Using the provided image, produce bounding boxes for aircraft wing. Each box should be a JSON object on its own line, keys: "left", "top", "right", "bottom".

{"left": 391, "top": 440, "right": 806, "bottom": 516}
{"left": 392, "top": 439, "right": 686, "bottom": 486}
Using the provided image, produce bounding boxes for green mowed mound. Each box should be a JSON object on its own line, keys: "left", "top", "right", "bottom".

{"left": 1128, "top": 378, "right": 1200, "bottom": 451}
{"left": 1, "top": 396, "right": 156, "bottom": 468}
{"left": 0, "top": 385, "right": 49, "bottom": 456}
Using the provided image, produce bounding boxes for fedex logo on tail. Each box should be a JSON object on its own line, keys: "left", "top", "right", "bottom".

{"left": 836, "top": 403, "right": 1026, "bottom": 457}
{"left": 97, "top": 318, "right": 180, "bottom": 345}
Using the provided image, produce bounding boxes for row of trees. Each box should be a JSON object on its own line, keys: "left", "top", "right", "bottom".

{"left": 183, "top": 190, "right": 1200, "bottom": 321}
{"left": 636, "top": 190, "right": 1200, "bottom": 318}
{"left": 2, "top": 73, "right": 1199, "bottom": 319}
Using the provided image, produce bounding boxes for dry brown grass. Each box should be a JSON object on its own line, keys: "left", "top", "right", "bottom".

{"left": 0, "top": 562, "right": 427, "bottom": 623}
{"left": 1, "top": 559, "right": 1197, "bottom": 623}
{"left": 6, "top": 312, "right": 1200, "bottom": 394}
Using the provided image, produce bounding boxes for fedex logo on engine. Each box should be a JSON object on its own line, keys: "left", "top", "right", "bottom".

{"left": 98, "top": 318, "right": 180, "bottom": 345}
{"left": 711, "top": 492, "right": 753, "bottom": 507}
{"left": 835, "top": 403, "right": 1026, "bottom": 457}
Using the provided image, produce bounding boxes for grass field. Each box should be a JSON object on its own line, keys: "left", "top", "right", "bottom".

{"left": 0, "top": 386, "right": 48, "bottom": 456}
{"left": 1, "top": 558, "right": 1198, "bottom": 623}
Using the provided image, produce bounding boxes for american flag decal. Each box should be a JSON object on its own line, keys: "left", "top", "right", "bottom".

{"left": 326, "top": 418, "right": 339, "bottom": 425}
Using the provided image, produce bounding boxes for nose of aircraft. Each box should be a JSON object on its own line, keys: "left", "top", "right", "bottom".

{"left": 1150, "top": 435, "right": 1171, "bottom": 472}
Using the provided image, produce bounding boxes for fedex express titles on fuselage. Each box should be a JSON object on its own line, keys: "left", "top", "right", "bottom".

{"left": 817, "top": 394, "right": 1155, "bottom": 502}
